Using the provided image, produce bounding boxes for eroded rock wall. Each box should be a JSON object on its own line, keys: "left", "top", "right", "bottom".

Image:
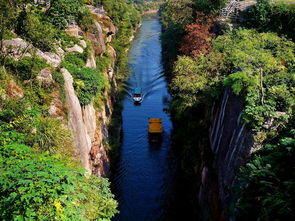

{"left": 198, "top": 87, "right": 254, "bottom": 220}
{"left": 1, "top": 5, "right": 117, "bottom": 177}
{"left": 62, "top": 7, "right": 117, "bottom": 177}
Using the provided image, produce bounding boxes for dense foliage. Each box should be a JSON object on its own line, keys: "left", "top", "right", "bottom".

{"left": 72, "top": 67, "right": 108, "bottom": 106}
{"left": 62, "top": 52, "right": 109, "bottom": 106}
{"left": 46, "top": 0, "right": 84, "bottom": 29}
{"left": 179, "top": 12, "right": 215, "bottom": 57}
{"left": 160, "top": 0, "right": 295, "bottom": 220}
{"left": 243, "top": 0, "right": 295, "bottom": 40}
{"left": 0, "top": 143, "right": 118, "bottom": 220}
{"left": 237, "top": 121, "right": 295, "bottom": 220}
{"left": 100, "top": 0, "right": 141, "bottom": 82}
{"left": 160, "top": 0, "right": 194, "bottom": 63}
{"left": 1, "top": 0, "right": 124, "bottom": 219}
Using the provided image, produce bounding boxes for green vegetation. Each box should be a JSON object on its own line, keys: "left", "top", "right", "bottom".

{"left": 5, "top": 56, "right": 48, "bottom": 81}
{"left": 16, "top": 11, "right": 57, "bottom": 51}
{"left": 160, "top": 0, "right": 295, "bottom": 219}
{"left": 1, "top": 1, "right": 123, "bottom": 219}
{"left": 100, "top": 0, "right": 141, "bottom": 82}
{"left": 62, "top": 52, "right": 109, "bottom": 106}
{"left": 0, "top": 143, "right": 118, "bottom": 220}
{"left": 62, "top": 52, "right": 87, "bottom": 73}
{"left": 160, "top": 0, "right": 194, "bottom": 63}
{"left": 243, "top": 0, "right": 295, "bottom": 40}
{"left": 96, "top": 51, "right": 112, "bottom": 73}
{"left": 0, "top": 67, "right": 117, "bottom": 219}
{"left": 72, "top": 67, "right": 108, "bottom": 106}
{"left": 237, "top": 122, "right": 295, "bottom": 220}
{"left": 45, "top": 0, "right": 84, "bottom": 30}
{"left": 135, "top": 0, "right": 164, "bottom": 12}
{"left": 214, "top": 29, "right": 294, "bottom": 129}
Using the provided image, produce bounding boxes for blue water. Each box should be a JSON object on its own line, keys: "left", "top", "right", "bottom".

{"left": 112, "top": 16, "right": 177, "bottom": 221}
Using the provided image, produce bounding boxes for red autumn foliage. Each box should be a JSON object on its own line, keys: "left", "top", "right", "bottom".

{"left": 180, "top": 12, "right": 215, "bottom": 57}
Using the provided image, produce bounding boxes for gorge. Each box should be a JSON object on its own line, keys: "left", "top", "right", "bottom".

{"left": 0, "top": 1, "right": 294, "bottom": 220}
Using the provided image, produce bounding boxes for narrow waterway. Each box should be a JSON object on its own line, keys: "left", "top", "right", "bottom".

{"left": 112, "top": 15, "right": 177, "bottom": 220}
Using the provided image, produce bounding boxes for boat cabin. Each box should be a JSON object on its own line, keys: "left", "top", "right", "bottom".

{"left": 133, "top": 87, "right": 142, "bottom": 103}
{"left": 148, "top": 118, "right": 163, "bottom": 143}
{"left": 148, "top": 118, "right": 163, "bottom": 134}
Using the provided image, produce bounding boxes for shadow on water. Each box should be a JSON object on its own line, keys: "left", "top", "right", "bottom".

{"left": 111, "top": 15, "right": 182, "bottom": 221}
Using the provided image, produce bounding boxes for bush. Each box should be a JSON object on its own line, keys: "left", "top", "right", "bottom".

{"left": 77, "top": 7, "right": 96, "bottom": 32}
{"left": 237, "top": 127, "right": 295, "bottom": 220}
{"left": 96, "top": 52, "right": 112, "bottom": 73}
{"left": 45, "top": 0, "right": 84, "bottom": 29}
{"left": 243, "top": 0, "right": 295, "bottom": 40}
{"left": 193, "top": 0, "right": 223, "bottom": 14}
{"left": 52, "top": 71, "right": 66, "bottom": 104}
{"left": 26, "top": 117, "right": 71, "bottom": 155}
{"left": 223, "top": 71, "right": 259, "bottom": 95}
{"left": 72, "top": 67, "right": 108, "bottom": 106}
{"left": 0, "top": 143, "right": 118, "bottom": 220}
{"left": 5, "top": 56, "right": 48, "bottom": 80}
{"left": 62, "top": 53, "right": 87, "bottom": 73}
{"left": 16, "top": 12, "right": 57, "bottom": 52}
{"left": 59, "top": 32, "right": 80, "bottom": 51}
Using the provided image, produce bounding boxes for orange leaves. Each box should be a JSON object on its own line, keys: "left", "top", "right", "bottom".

{"left": 180, "top": 12, "right": 216, "bottom": 57}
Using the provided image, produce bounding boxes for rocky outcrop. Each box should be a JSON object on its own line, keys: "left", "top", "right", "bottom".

{"left": 66, "top": 44, "right": 84, "bottom": 53}
{"left": 36, "top": 68, "right": 54, "bottom": 86}
{"left": 2, "top": 38, "right": 61, "bottom": 67}
{"left": 4, "top": 80, "right": 24, "bottom": 99}
{"left": 61, "top": 6, "right": 118, "bottom": 176}
{"left": 2, "top": 5, "right": 118, "bottom": 177}
{"left": 61, "top": 68, "right": 92, "bottom": 173}
{"left": 198, "top": 87, "right": 254, "bottom": 220}
{"left": 62, "top": 65, "right": 114, "bottom": 176}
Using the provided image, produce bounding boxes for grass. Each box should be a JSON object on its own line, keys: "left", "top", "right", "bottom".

{"left": 271, "top": 0, "right": 295, "bottom": 4}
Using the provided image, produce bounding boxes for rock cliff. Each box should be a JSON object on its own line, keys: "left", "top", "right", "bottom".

{"left": 63, "top": 7, "right": 117, "bottom": 176}
{"left": 198, "top": 87, "right": 254, "bottom": 220}
{"left": 2, "top": 6, "right": 118, "bottom": 177}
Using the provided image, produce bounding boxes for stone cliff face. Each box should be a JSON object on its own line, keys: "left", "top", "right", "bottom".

{"left": 198, "top": 87, "right": 254, "bottom": 220}
{"left": 62, "top": 7, "right": 117, "bottom": 177}
{"left": 2, "top": 5, "right": 118, "bottom": 177}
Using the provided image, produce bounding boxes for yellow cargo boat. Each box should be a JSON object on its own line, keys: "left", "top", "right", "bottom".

{"left": 148, "top": 118, "right": 163, "bottom": 134}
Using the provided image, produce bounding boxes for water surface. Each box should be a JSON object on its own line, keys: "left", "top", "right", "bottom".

{"left": 112, "top": 15, "right": 177, "bottom": 221}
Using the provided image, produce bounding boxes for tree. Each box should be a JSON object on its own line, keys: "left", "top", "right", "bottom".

{"left": 45, "top": 0, "right": 84, "bottom": 29}
{"left": 179, "top": 11, "right": 215, "bottom": 57}
{"left": 0, "top": 1, "right": 17, "bottom": 64}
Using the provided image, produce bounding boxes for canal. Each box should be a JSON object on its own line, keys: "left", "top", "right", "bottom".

{"left": 112, "top": 15, "right": 178, "bottom": 220}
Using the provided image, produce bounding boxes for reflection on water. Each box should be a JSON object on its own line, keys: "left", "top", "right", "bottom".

{"left": 112, "top": 16, "right": 177, "bottom": 221}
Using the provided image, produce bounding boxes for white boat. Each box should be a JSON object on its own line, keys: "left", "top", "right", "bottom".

{"left": 133, "top": 88, "right": 143, "bottom": 103}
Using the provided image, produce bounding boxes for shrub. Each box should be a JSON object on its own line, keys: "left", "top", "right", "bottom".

{"left": 26, "top": 117, "right": 71, "bottom": 155}
{"left": 5, "top": 56, "right": 48, "bottom": 80}
{"left": 0, "top": 143, "right": 118, "bottom": 220}
{"left": 62, "top": 53, "right": 87, "bottom": 73}
{"left": 16, "top": 12, "right": 57, "bottom": 51}
{"left": 45, "top": 0, "right": 84, "bottom": 29}
{"left": 77, "top": 7, "right": 96, "bottom": 32}
{"left": 243, "top": 0, "right": 295, "bottom": 40}
{"left": 223, "top": 71, "right": 259, "bottom": 95}
{"left": 52, "top": 71, "right": 66, "bottom": 104}
{"left": 72, "top": 67, "right": 108, "bottom": 106}
{"left": 59, "top": 31, "right": 80, "bottom": 51}
{"left": 236, "top": 127, "right": 295, "bottom": 220}
{"left": 96, "top": 52, "right": 112, "bottom": 73}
